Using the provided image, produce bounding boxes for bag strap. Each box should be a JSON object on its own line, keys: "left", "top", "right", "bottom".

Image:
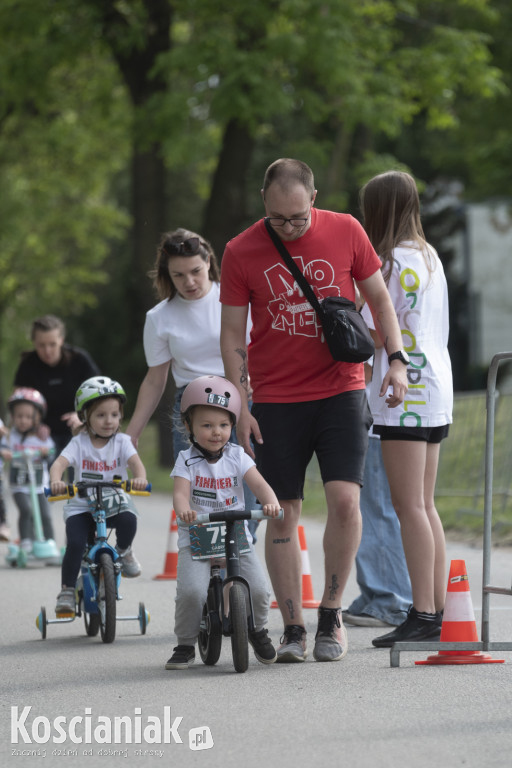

{"left": 263, "top": 218, "right": 323, "bottom": 316}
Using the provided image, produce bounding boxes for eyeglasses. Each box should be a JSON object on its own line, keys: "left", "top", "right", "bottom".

{"left": 164, "top": 237, "right": 201, "bottom": 256}
{"left": 265, "top": 216, "right": 309, "bottom": 228}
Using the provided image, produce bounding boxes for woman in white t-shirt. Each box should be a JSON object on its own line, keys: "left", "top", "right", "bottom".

{"left": 126, "top": 229, "right": 224, "bottom": 458}
{"left": 359, "top": 171, "right": 453, "bottom": 649}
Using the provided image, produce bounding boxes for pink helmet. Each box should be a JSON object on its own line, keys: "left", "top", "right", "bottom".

{"left": 8, "top": 387, "right": 47, "bottom": 417}
{"left": 180, "top": 375, "right": 241, "bottom": 424}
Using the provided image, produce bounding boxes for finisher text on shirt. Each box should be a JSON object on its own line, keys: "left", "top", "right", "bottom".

{"left": 195, "top": 475, "right": 238, "bottom": 490}
{"left": 82, "top": 458, "right": 121, "bottom": 473}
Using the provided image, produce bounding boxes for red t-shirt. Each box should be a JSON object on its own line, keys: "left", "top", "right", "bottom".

{"left": 220, "top": 208, "right": 382, "bottom": 403}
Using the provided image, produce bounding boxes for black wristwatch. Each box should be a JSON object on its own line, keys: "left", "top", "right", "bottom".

{"left": 388, "top": 350, "right": 410, "bottom": 366}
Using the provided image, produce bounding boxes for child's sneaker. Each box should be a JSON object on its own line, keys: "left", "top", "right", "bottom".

{"left": 115, "top": 546, "right": 141, "bottom": 578}
{"left": 313, "top": 606, "right": 348, "bottom": 662}
{"left": 248, "top": 628, "right": 277, "bottom": 664}
{"left": 0, "top": 523, "right": 10, "bottom": 542}
{"left": 165, "top": 646, "right": 195, "bottom": 670}
{"left": 276, "top": 624, "right": 307, "bottom": 663}
{"left": 55, "top": 588, "right": 76, "bottom": 615}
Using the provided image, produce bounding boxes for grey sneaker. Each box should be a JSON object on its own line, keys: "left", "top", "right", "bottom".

{"left": 313, "top": 607, "right": 348, "bottom": 662}
{"left": 165, "top": 646, "right": 195, "bottom": 670}
{"left": 55, "top": 588, "right": 76, "bottom": 615}
{"left": 276, "top": 625, "right": 307, "bottom": 663}
{"left": 116, "top": 546, "right": 141, "bottom": 578}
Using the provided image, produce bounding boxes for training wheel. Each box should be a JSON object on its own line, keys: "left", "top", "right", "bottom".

{"left": 36, "top": 607, "right": 47, "bottom": 640}
{"left": 138, "top": 602, "right": 149, "bottom": 635}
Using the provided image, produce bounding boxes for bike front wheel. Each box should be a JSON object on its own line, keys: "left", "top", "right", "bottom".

{"left": 198, "top": 600, "right": 222, "bottom": 665}
{"left": 97, "top": 552, "right": 116, "bottom": 643}
{"left": 229, "top": 583, "right": 248, "bottom": 673}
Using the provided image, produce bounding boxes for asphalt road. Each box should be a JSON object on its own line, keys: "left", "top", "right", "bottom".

{"left": 1, "top": 491, "right": 512, "bottom": 768}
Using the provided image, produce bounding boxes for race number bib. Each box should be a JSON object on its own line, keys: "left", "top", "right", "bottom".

{"left": 190, "top": 520, "right": 250, "bottom": 560}
{"left": 85, "top": 488, "right": 127, "bottom": 518}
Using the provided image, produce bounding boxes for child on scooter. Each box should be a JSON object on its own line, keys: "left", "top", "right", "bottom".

{"left": 166, "top": 374, "right": 281, "bottom": 670}
{"left": 0, "top": 388, "right": 55, "bottom": 552}
{"left": 49, "top": 376, "right": 147, "bottom": 615}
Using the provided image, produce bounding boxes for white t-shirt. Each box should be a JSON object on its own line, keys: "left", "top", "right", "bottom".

{"left": 6, "top": 428, "right": 55, "bottom": 494}
{"left": 60, "top": 432, "right": 138, "bottom": 519}
{"left": 171, "top": 442, "right": 255, "bottom": 549}
{"left": 143, "top": 282, "right": 251, "bottom": 388}
{"left": 362, "top": 243, "right": 453, "bottom": 428}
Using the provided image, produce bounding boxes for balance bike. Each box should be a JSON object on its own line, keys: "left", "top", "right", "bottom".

{"left": 5, "top": 448, "right": 61, "bottom": 568}
{"left": 35, "top": 479, "right": 151, "bottom": 643}
{"left": 192, "top": 508, "right": 283, "bottom": 673}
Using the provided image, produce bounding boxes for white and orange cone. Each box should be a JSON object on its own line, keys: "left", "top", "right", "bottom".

{"left": 271, "top": 524, "right": 320, "bottom": 609}
{"left": 416, "top": 559, "right": 504, "bottom": 666}
{"left": 153, "top": 509, "right": 179, "bottom": 580}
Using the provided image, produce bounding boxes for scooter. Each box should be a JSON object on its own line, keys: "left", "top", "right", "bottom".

{"left": 5, "top": 448, "right": 61, "bottom": 568}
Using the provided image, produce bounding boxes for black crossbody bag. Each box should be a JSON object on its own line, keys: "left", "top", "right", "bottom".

{"left": 264, "top": 217, "right": 374, "bottom": 363}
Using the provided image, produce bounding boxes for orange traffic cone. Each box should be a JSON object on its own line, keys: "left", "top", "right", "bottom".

{"left": 416, "top": 559, "right": 504, "bottom": 665}
{"left": 271, "top": 524, "right": 320, "bottom": 609}
{"left": 153, "top": 509, "right": 179, "bottom": 580}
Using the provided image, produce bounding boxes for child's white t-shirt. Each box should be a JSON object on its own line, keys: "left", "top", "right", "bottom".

{"left": 171, "top": 442, "right": 255, "bottom": 549}
{"left": 60, "top": 432, "right": 138, "bottom": 520}
{"left": 6, "top": 428, "right": 55, "bottom": 494}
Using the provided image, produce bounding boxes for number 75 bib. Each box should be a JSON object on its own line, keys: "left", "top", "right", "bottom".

{"left": 190, "top": 520, "right": 250, "bottom": 560}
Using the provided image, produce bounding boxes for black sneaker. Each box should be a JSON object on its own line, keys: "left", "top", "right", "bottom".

{"left": 165, "top": 645, "right": 195, "bottom": 670}
{"left": 248, "top": 628, "right": 277, "bottom": 664}
{"left": 276, "top": 625, "right": 307, "bottom": 663}
{"left": 372, "top": 606, "right": 442, "bottom": 648}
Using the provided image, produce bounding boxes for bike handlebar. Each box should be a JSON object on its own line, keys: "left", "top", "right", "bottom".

{"left": 192, "top": 508, "right": 284, "bottom": 525}
{"left": 44, "top": 480, "right": 152, "bottom": 501}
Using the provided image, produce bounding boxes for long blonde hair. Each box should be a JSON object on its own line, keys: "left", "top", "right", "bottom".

{"left": 360, "top": 171, "right": 434, "bottom": 283}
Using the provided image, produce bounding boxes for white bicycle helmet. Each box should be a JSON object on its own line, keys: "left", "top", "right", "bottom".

{"left": 75, "top": 376, "right": 127, "bottom": 422}
{"left": 180, "top": 375, "right": 241, "bottom": 424}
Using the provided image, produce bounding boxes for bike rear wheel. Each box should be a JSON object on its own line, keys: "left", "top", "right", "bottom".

{"left": 97, "top": 552, "right": 116, "bottom": 643}
{"left": 198, "top": 599, "right": 222, "bottom": 665}
{"left": 229, "top": 583, "right": 248, "bottom": 673}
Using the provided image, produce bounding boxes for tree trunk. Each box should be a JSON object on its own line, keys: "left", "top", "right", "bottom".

{"left": 202, "top": 118, "right": 255, "bottom": 260}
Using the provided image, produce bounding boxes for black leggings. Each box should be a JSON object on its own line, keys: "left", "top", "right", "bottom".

{"left": 61, "top": 511, "right": 137, "bottom": 588}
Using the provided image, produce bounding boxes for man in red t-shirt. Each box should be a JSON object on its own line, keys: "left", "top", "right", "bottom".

{"left": 220, "top": 158, "right": 407, "bottom": 663}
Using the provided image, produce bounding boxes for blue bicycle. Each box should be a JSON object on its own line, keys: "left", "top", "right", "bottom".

{"left": 36, "top": 479, "right": 151, "bottom": 643}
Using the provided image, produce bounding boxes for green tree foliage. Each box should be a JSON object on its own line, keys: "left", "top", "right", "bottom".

{"left": 0, "top": 0, "right": 509, "bottom": 413}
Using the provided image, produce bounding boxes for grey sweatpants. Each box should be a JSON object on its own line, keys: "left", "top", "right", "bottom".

{"left": 174, "top": 545, "right": 271, "bottom": 646}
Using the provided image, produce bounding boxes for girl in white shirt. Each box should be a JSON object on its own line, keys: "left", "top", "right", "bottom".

{"left": 360, "top": 171, "right": 453, "bottom": 648}
{"left": 50, "top": 377, "right": 147, "bottom": 615}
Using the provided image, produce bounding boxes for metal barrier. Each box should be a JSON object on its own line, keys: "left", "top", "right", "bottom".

{"left": 390, "top": 351, "right": 512, "bottom": 667}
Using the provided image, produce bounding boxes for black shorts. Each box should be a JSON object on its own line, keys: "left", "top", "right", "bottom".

{"left": 251, "top": 390, "right": 372, "bottom": 500}
{"left": 373, "top": 424, "right": 450, "bottom": 444}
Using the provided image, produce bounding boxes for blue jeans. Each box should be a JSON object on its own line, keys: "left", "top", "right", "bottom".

{"left": 347, "top": 437, "right": 412, "bottom": 625}
{"left": 172, "top": 387, "right": 260, "bottom": 541}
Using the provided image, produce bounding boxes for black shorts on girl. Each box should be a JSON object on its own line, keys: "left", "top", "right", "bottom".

{"left": 373, "top": 424, "right": 450, "bottom": 444}
{"left": 252, "top": 389, "right": 372, "bottom": 500}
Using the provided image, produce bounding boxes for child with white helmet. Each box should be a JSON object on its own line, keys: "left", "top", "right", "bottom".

{"left": 0, "top": 387, "right": 55, "bottom": 550}
{"left": 166, "top": 374, "right": 281, "bottom": 670}
{"left": 50, "top": 376, "right": 147, "bottom": 615}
